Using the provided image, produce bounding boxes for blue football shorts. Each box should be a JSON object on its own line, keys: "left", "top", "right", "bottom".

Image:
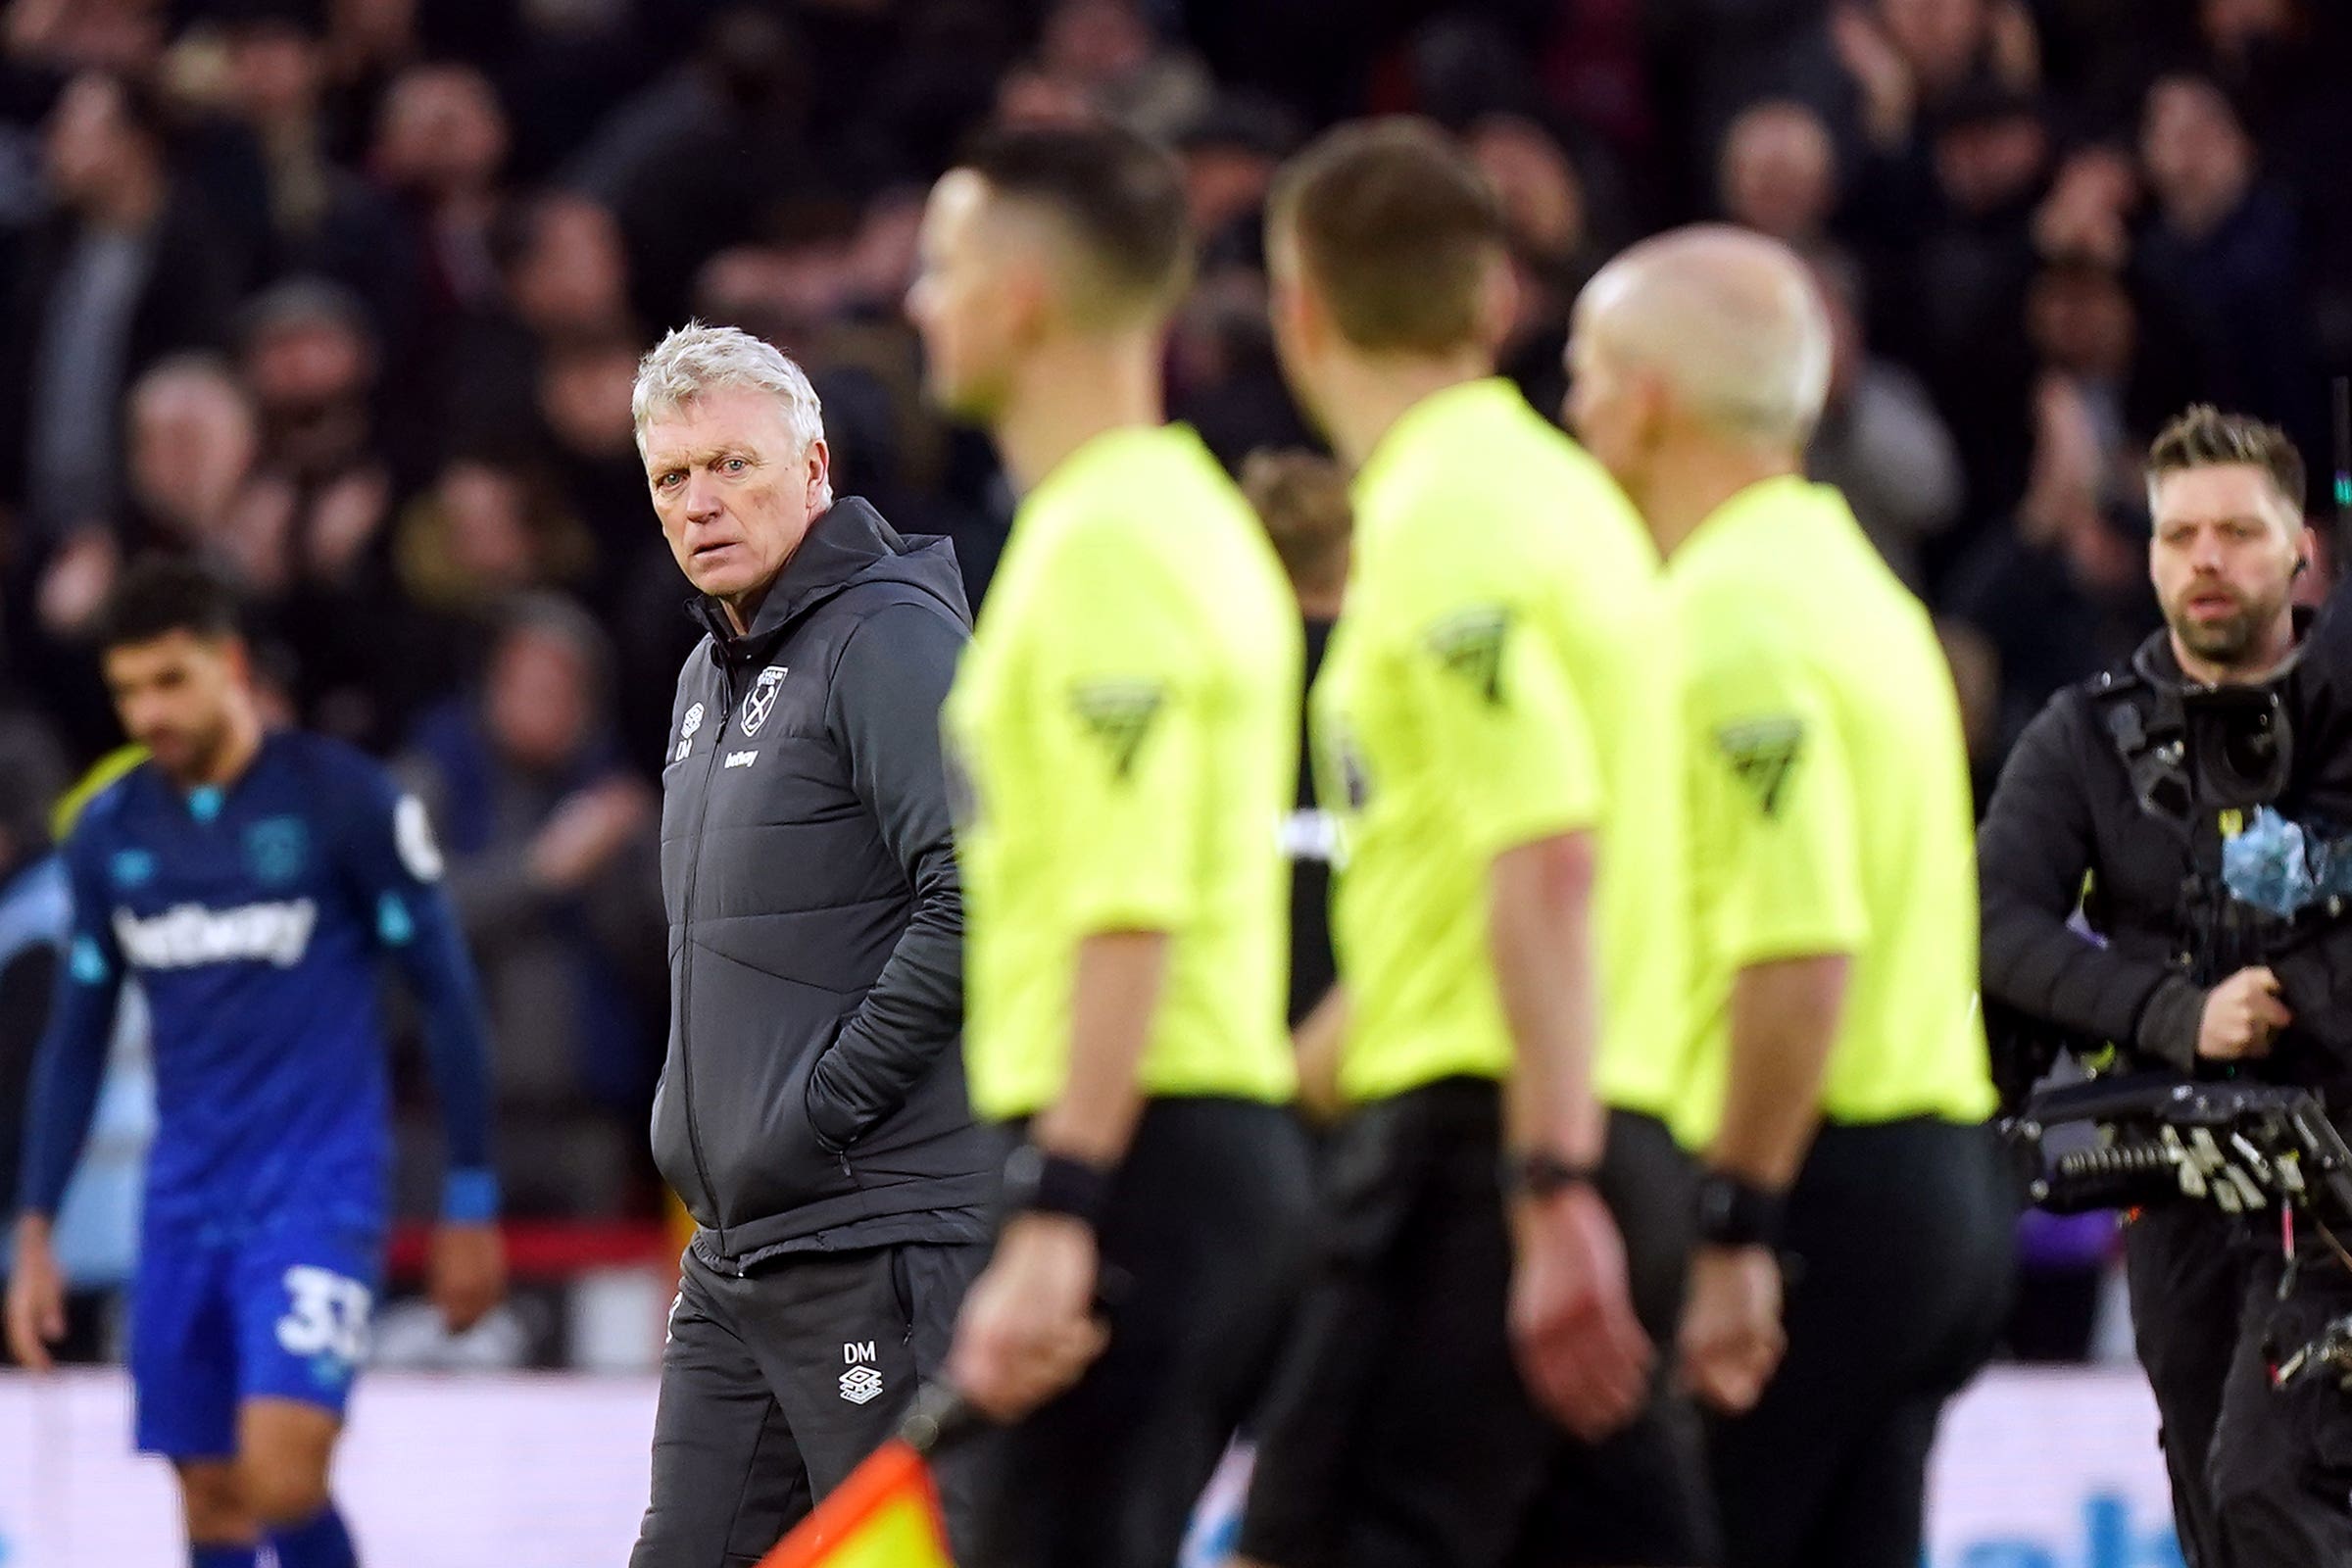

{"left": 128, "top": 1210, "right": 383, "bottom": 1458}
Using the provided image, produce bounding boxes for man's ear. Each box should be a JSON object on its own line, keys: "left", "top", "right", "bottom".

{"left": 804, "top": 436, "right": 831, "bottom": 504}
{"left": 220, "top": 633, "right": 254, "bottom": 688}
{"left": 1270, "top": 264, "right": 1321, "bottom": 361}
{"left": 1628, "top": 364, "right": 1675, "bottom": 464}
{"left": 997, "top": 246, "right": 1057, "bottom": 356}
{"left": 1475, "top": 252, "right": 1521, "bottom": 356}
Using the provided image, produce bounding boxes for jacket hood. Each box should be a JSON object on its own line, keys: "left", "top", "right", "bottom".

{"left": 689, "top": 496, "right": 970, "bottom": 655}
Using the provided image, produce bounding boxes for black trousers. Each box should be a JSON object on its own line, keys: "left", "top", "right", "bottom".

{"left": 1240, "top": 1091, "right": 1719, "bottom": 1568}
{"left": 629, "top": 1239, "right": 986, "bottom": 1568}
{"left": 960, "top": 1097, "right": 1315, "bottom": 1568}
{"left": 1708, "top": 1118, "right": 2017, "bottom": 1568}
{"left": 2126, "top": 1204, "right": 2237, "bottom": 1566}
{"left": 2126, "top": 1202, "right": 2352, "bottom": 1566}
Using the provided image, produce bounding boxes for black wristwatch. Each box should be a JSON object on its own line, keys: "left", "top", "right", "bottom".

{"left": 1695, "top": 1170, "right": 1788, "bottom": 1250}
{"left": 1499, "top": 1149, "right": 1599, "bottom": 1201}
{"left": 1001, "top": 1144, "right": 1113, "bottom": 1230}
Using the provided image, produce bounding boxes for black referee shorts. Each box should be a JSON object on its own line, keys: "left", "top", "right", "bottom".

{"left": 1708, "top": 1117, "right": 2016, "bottom": 1568}
{"left": 1240, "top": 1081, "right": 1720, "bottom": 1568}
{"left": 957, "top": 1097, "right": 1315, "bottom": 1568}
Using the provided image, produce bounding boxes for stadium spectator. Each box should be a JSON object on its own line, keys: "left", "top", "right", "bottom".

{"left": 2136, "top": 72, "right": 2315, "bottom": 443}
{"left": 0, "top": 70, "right": 233, "bottom": 553}
{"left": 563, "top": 4, "right": 811, "bottom": 329}
{"left": 440, "top": 190, "right": 637, "bottom": 455}
{"left": 1804, "top": 248, "right": 1966, "bottom": 590}
{"left": 231, "top": 276, "right": 437, "bottom": 749}
{"left": 1172, "top": 92, "right": 1298, "bottom": 264}
{"left": 1946, "top": 373, "right": 2162, "bottom": 753}
{"left": 1, "top": 0, "right": 166, "bottom": 76}
{"left": 371, "top": 63, "right": 511, "bottom": 322}
{"left": 1032, "top": 0, "right": 1214, "bottom": 142}
{"left": 1167, "top": 262, "right": 1313, "bottom": 474}
{"left": 502, "top": 193, "right": 636, "bottom": 342}
{"left": 399, "top": 597, "right": 661, "bottom": 1218}
{"left": 1719, "top": 99, "right": 1839, "bottom": 250}
{"left": 1875, "top": 80, "right": 2056, "bottom": 550}
{"left": 390, "top": 454, "right": 594, "bottom": 619}
{"left": 2022, "top": 256, "right": 2206, "bottom": 471}
{"left": 236, "top": 275, "right": 386, "bottom": 499}
{"left": 535, "top": 330, "right": 651, "bottom": 563}
{"left": 1836, "top": 0, "right": 2039, "bottom": 156}
{"left": 1471, "top": 113, "right": 1605, "bottom": 418}
{"left": 13, "top": 354, "right": 284, "bottom": 760}
{"left": 199, "top": 2, "right": 422, "bottom": 358}
{"left": 123, "top": 354, "right": 267, "bottom": 563}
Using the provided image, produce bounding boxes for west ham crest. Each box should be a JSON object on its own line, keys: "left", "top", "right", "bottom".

{"left": 739, "top": 665, "right": 789, "bottom": 737}
{"left": 245, "top": 816, "right": 311, "bottom": 886}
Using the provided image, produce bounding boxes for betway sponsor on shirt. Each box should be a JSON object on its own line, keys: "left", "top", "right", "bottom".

{"left": 113, "top": 900, "right": 319, "bottom": 970}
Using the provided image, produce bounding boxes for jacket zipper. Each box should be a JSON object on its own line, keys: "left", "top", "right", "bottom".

{"left": 677, "top": 653, "right": 736, "bottom": 1252}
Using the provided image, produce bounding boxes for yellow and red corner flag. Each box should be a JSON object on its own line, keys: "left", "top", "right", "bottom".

{"left": 759, "top": 1434, "right": 955, "bottom": 1568}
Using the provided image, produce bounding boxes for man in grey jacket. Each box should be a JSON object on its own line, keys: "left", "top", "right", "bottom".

{"left": 628, "top": 322, "right": 988, "bottom": 1565}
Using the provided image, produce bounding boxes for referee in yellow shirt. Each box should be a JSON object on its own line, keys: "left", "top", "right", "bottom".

{"left": 906, "top": 123, "right": 1312, "bottom": 1568}
{"left": 1237, "top": 120, "right": 1717, "bottom": 1568}
{"left": 1566, "top": 225, "right": 2015, "bottom": 1568}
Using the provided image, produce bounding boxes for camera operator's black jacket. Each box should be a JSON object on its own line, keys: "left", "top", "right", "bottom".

{"left": 1981, "top": 620, "right": 2352, "bottom": 1102}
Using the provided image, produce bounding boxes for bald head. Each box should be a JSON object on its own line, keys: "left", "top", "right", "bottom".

{"left": 1573, "top": 225, "right": 1832, "bottom": 455}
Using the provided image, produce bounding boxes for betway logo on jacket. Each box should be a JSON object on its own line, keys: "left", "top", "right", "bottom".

{"left": 113, "top": 900, "right": 319, "bottom": 970}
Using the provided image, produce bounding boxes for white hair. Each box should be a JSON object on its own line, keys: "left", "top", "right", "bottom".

{"left": 632, "top": 321, "right": 830, "bottom": 499}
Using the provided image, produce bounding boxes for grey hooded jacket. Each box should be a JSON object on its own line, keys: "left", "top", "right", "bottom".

{"left": 654, "top": 496, "right": 991, "bottom": 1268}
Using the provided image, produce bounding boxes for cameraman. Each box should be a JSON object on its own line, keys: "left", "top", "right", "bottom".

{"left": 1979, "top": 405, "right": 2352, "bottom": 1564}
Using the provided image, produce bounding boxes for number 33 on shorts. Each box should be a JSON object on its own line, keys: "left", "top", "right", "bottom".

{"left": 277, "top": 1264, "right": 374, "bottom": 1366}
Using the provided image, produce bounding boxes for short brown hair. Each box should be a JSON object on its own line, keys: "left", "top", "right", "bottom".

{"left": 1240, "top": 448, "right": 1351, "bottom": 598}
{"left": 956, "top": 122, "right": 1193, "bottom": 324}
{"left": 1269, "top": 118, "right": 1508, "bottom": 354}
{"left": 2147, "top": 404, "right": 2306, "bottom": 514}
{"left": 99, "top": 557, "right": 245, "bottom": 652}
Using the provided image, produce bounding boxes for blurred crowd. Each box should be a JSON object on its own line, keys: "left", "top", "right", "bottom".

{"left": 0, "top": 0, "right": 2343, "bottom": 1260}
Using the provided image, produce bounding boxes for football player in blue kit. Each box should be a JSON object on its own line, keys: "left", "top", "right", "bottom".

{"left": 5, "top": 560, "right": 505, "bottom": 1568}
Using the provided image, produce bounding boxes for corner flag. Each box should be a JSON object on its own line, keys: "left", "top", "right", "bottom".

{"left": 758, "top": 1387, "right": 965, "bottom": 1568}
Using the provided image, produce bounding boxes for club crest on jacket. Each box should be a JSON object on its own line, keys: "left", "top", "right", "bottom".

{"left": 740, "top": 666, "right": 789, "bottom": 737}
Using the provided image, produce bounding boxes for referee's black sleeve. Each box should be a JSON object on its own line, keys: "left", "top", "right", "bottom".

{"left": 1978, "top": 694, "right": 2199, "bottom": 1067}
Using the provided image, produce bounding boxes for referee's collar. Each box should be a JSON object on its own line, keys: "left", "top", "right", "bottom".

{"left": 1675, "top": 473, "right": 1847, "bottom": 569}
{"left": 1352, "top": 376, "right": 1524, "bottom": 514}
{"left": 1024, "top": 422, "right": 1200, "bottom": 513}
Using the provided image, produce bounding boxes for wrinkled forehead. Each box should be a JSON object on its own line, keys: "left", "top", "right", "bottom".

{"left": 640, "top": 387, "right": 805, "bottom": 466}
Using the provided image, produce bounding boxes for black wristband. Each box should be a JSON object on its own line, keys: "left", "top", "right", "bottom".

{"left": 1499, "top": 1149, "right": 1599, "bottom": 1200}
{"left": 1695, "top": 1170, "right": 1788, "bottom": 1250}
{"left": 1002, "top": 1144, "right": 1112, "bottom": 1230}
